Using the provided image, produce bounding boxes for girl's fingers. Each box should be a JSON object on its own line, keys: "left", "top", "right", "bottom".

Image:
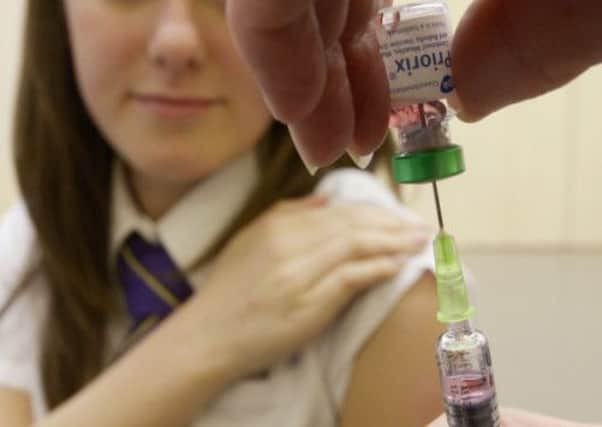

{"left": 294, "top": 203, "right": 429, "bottom": 238}
{"left": 300, "top": 255, "right": 405, "bottom": 312}
{"left": 287, "top": 229, "right": 427, "bottom": 290}
{"left": 335, "top": 204, "right": 429, "bottom": 231}
{"left": 269, "top": 203, "right": 431, "bottom": 264}
{"left": 275, "top": 196, "right": 330, "bottom": 212}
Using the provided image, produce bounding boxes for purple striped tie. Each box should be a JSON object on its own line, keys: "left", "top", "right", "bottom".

{"left": 117, "top": 233, "right": 193, "bottom": 334}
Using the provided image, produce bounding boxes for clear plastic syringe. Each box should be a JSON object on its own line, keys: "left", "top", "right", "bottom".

{"left": 433, "top": 227, "right": 500, "bottom": 427}
{"left": 375, "top": 2, "right": 501, "bottom": 425}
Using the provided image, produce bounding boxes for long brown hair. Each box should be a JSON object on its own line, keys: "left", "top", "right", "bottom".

{"left": 6, "top": 0, "right": 395, "bottom": 410}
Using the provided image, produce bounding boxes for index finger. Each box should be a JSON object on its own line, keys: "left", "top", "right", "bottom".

{"left": 342, "top": 0, "right": 390, "bottom": 41}
{"left": 226, "top": 0, "right": 329, "bottom": 123}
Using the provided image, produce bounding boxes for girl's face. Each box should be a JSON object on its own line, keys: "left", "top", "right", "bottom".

{"left": 63, "top": 0, "right": 272, "bottom": 183}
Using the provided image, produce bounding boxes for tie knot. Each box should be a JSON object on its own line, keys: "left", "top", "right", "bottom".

{"left": 117, "top": 233, "right": 193, "bottom": 330}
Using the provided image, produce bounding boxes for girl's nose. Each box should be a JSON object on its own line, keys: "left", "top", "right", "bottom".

{"left": 148, "top": 1, "right": 206, "bottom": 78}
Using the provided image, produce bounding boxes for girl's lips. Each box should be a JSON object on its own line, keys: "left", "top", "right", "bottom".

{"left": 132, "top": 93, "right": 222, "bottom": 120}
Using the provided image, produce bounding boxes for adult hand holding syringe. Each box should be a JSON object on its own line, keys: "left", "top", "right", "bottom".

{"left": 227, "top": 0, "right": 602, "bottom": 170}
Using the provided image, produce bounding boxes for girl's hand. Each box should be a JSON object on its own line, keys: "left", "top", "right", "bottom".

{"left": 183, "top": 196, "right": 429, "bottom": 381}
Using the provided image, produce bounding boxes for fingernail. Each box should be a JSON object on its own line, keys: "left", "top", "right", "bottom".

{"left": 447, "top": 93, "right": 478, "bottom": 122}
{"left": 346, "top": 148, "right": 374, "bottom": 170}
{"left": 391, "top": 255, "right": 407, "bottom": 265}
{"left": 447, "top": 92, "right": 463, "bottom": 114}
{"left": 404, "top": 212, "right": 431, "bottom": 230}
{"left": 298, "top": 151, "right": 319, "bottom": 176}
{"left": 411, "top": 232, "right": 431, "bottom": 247}
{"left": 289, "top": 128, "right": 320, "bottom": 176}
{"left": 380, "top": 131, "right": 391, "bottom": 147}
{"left": 407, "top": 217, "right": 430, "bottom": 229}
{"left": 415, "top": 224, "right": 433, "bottom": 234}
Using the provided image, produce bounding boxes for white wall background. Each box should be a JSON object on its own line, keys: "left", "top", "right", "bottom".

{"left": 405, "top": 68, "right": 602, "bottom": 249}
{"left": 0, "top": 1, "right": 601, "bottom": 423}
{"left": 402, "top": 1, "right": 602, "bottom": 249}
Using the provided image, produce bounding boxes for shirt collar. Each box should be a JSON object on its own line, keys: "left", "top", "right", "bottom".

{"left": 110, "top": 150, "right": 258, "bottom": 271}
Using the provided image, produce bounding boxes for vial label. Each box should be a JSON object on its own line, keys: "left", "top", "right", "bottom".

{"left": 377, "top": 11, "right": 454, "bottom": 107}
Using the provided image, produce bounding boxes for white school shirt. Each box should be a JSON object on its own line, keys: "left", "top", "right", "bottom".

{"left": 0, "top": 151, "right": 434, "bottom": 425}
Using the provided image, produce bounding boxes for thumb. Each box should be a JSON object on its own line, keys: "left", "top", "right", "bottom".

{"left": 451, "top": 0, "right": 602, "bottom": 122}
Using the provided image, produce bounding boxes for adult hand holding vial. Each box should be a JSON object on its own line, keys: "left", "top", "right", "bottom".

{"left": 227, "top": 0, "right": 602, "bottom": 172}
{"left": 227, "top": 0, "right": 392, "bottom": 172}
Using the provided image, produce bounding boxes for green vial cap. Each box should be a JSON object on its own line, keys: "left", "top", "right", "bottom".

{"left": 434, "top": 231, "right": 475, "bottom": 324}
{"left": 392, "top": 145, "right": 465, "bottom": 184}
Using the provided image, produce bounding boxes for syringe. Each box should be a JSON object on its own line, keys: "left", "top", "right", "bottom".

{"left": 432, "top": 180, "right": 445, "bottom": 230}
{"left": 431, "top": 193, "right": 500, "bottom": 427}
{"left": 375, "top": 3, "right": 501, "bottom": 423}
{"left": 398, "top": 102, "right": 501, "bottom": 426}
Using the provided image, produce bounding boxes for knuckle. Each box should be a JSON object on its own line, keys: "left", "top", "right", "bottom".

{"left": 325, "top": 215, "right": 345, "bottom": 236}
{"left": 271, "top": 264, "right": 296, "bottom": 286}
{"left": 331, "top": 235, "right": 351, "bottom": 260}
{"left": 346, "top": 207, "right": 365, "bottom": 226}
{"left": 266, "top": 238, "right": 288, "bottom": 261}
{"left": 346, "top": 233, "right": 365, "bottom": 258}
{"left": 258, "top": 220, "right": 289, "bottom": 259}
{"left": 334, "top": 266, "right": 356, "bottom": 291}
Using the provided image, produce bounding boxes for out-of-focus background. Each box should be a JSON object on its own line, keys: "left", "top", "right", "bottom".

{"left": 0, "top": 3, "right": 22, "bottom": 213}
{"left": 1, "top": 2, "right": 601, "bottom": 423}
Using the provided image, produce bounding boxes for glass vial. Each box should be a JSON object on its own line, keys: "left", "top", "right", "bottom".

{"left": 376, "top": 0, "right": 455, "bottom": 155}
{"left": 436, "top": 321, "right": 501, "bottom": 427}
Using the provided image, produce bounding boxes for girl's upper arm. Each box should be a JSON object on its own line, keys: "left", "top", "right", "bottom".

{"left": 0, "top": 388, "right": 32, "bottom": 426}
{"left": 338, "top": 272, "right": 445, "bottom": 427}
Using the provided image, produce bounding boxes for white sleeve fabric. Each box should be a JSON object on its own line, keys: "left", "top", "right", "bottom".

{"left": 0, "top": 201, "right": 45, "bottom": 395}
{"left": 313, "top": 169, "right": 436, "bottom": 409}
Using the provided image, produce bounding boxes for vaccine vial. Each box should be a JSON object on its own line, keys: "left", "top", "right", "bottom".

{"left": 376, "top": 0, "right": 455, "bottom": 107}
{"left": 376, "top": 1, "right": 464, "bottom": 184}
{"left": 436, "top": 321, "right": 501, "bottom": 427}
{"left": 388, "top": 101, "right": 452, "bottom": 155}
